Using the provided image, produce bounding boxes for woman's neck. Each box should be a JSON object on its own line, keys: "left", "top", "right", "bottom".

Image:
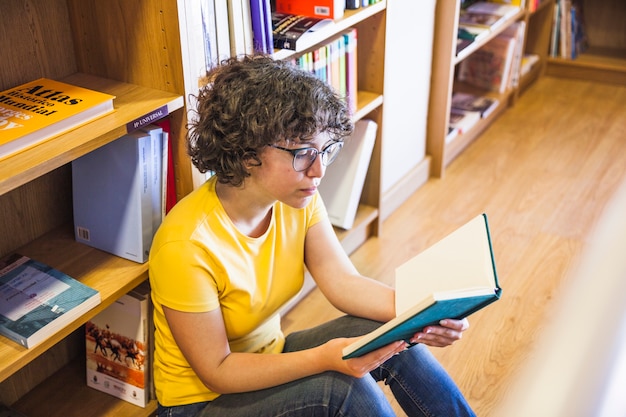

{"left": 215, "top": 181, "right": 273, "bottom": 238}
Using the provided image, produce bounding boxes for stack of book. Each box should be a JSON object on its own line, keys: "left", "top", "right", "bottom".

{"left": 459, "top": 1, "right": 521, "bottom": 30}
{"left": 457, "top": 20, "right": 525, "bottom": 94}
{"left": 287, "top": 27, "right": 358, "bottom": 114}
{"left": 549, "top": 0, "right": 587, "bottom": 59}
{"left": 451, "top": 92, "right": 499, "bottom": 119}
{"left": 72, "top": 123, "right": 169, "bottom": 263}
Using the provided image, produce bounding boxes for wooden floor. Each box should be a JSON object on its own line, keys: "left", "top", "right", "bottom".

{"left": 281, "top": 75, "right": 626, "bottom": 416}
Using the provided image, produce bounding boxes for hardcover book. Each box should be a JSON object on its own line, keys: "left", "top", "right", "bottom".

{"left": 86, "top": 283, "right": 151, "bottom": 407}
{"left": 457, "top": 34, "right": 517, "bottom": 93}
{"left": 271, "top": 12, "right": 332, "bottom": 51}
{"left": 0, "top": 78, "right": 115, "bottom": 160}
{"left": 318, "top": 119, "right": 377, "bottom": 230}
{"left": 0, "top": 253, "right": 101, "bottom": 348}
{"left": 451, "top": 92, "right": 499, "bottom": 119}
{"left": 275, "top": 0, "right": 345, "bottom": 20}
{"left": 460, "top": 1, "right": 520, "bottom": 29}
{"left": 342, "top": 214, "right": 501, "bottom": 359}
{"left": 449, "top": 108, "right": 481, "bottom": 134}
{"left": 72, "top": 131, "right": 155, "bottom": 263}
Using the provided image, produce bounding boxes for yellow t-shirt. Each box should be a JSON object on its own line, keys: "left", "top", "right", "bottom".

{"left": 148, "top": 176, "right": 326, "bottom": 406}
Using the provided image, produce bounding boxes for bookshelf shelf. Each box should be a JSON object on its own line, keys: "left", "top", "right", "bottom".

{"left": 0, "top": 226, "right": 149, "bottom": 383}
{"left": 12, "top": 359, "right": 156, "bottom": 417}
{"left": 545, "top": 0, "right": 626, "bottom": 85}
{"left": 0, "top": 73, "right": 183, "bottom": 196}
{"left": 428, "top": 0, "right": 552, "bottom": 177}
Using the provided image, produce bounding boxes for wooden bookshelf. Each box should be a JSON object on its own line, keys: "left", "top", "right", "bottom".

{"left": 546, "top": 0, "right": 626, "bottom": 85}
{"left": 0, "top": 1, "right": 391, "bottom": 415}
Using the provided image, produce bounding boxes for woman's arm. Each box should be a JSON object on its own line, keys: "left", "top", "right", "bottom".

{"left": 303, "top": 218, "right": 396, "bottom": 322}
{"left": 303, "top": 217, "right": 470, "bottom": 347}
{"left": 164, "top": 305, "right": 406, "bottom": 394}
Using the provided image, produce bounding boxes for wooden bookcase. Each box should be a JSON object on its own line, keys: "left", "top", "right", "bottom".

{"left": 427, "top": 0, "right": 555, "bottom": 177}
{"left": 546, "top": 0, "right": 626, "bottom": 85}
{"left": 0, "top": 1, "right": 388, "bottom": 415}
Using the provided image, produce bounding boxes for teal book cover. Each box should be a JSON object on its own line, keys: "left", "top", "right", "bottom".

{"left": 0, "top": 253, "right": 101, "bottom": 348}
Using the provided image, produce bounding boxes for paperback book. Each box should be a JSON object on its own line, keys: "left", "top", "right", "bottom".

{"left": 451, "top": 91, "right": 499, "bottom": 119}
{"left": 449, "top": 108, "right": 481, "bottom": 134}
{"left": 275, "top": 0, "right": 345, "bottom": 20}
{"left": 72, "top": 130, "right": 162, "bottom": 263}
{"left": 0, "top": 253, "right": 101, "bottom": 348}
{"left": 318, "top": 119, "right": 377, "bottom": 230}
{"left": 342, "top": 214, "right": 501, "bottom": 359}
{"left": 0, "top": 78, "right": 115, "bottom": 160}
{"left": 86, "top": 282, "right": 152, "bottom": 407}
{"left": 271, "top": 12, "right": 332, "bottom": 51}
{"left": 457, "top": 33, "right": 517, "bottom": 93}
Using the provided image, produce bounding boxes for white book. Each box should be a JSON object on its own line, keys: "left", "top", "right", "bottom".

{"left": 227, "top": 0, "right": 251, "bottom": 56}
{"left": 142, "top": 125, "right": 164, "bottom": 234}
{"left": 318, "top": 119, "right": 377, "bottom": 230}
{"left": 72, "top": 131, "right": 154, "bottom": 263}
{"left": 86, "top": 287, "right": 150, "bottom": 407}
{"left": 214, "top": 0, "right": 232, "bottom": 60}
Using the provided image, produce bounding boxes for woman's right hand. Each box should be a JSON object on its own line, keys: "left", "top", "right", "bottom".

{"left": 322, "top": 338, "right": 407, "bottom": 378}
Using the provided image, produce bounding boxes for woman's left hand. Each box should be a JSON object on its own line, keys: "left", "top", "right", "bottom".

{"left": 409, "top": 318, "right": 470, "bottom": 348}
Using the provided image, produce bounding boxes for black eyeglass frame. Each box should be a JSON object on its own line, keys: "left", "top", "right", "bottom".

{"left": 268, "top": 141, "right": 344, "bottom": 172}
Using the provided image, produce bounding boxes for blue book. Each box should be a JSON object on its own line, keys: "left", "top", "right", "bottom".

{"left": 0, "top": 253, "right": 101, "bottom": 348}
{"left": 342, "top": 214, "right": 501, "bottom": 359}
{"left": 72, "top": 131, "right": 154, "bottom": 263}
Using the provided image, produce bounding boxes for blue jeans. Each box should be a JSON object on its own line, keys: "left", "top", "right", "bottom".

{"left": 157, "top": 316, "right": 476, "bottom": 417}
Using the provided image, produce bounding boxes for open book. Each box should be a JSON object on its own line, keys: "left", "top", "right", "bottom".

{"left": 342, "top": 213, "right": 501, "bottom": 359}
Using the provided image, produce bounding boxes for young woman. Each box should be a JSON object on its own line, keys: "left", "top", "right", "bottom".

{"left": 149, "top": 54, "right": 475, "bottom": 417}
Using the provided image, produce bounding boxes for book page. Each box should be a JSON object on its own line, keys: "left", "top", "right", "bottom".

{"left": 395, "top": 214, "right": 496, "bottom": 316}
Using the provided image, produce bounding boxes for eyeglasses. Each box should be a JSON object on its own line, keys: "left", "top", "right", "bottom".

{"left": 269, "top": 141, "right": 344, "bottom": 172}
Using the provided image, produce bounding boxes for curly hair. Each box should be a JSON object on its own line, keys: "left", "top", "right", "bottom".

{"left": 187, "top": 54, "right": 354, "bottom": 187}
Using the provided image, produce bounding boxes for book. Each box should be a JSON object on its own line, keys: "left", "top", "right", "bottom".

{"left": 227, "top": 0, "right": 253, "bottom": 56}
{"left": 342, "top": 214, "right": 501, "bottom": 359}
{"left": 520, "top": 53, "right": 540, "bottom": 76}
{"left": 271, "top": 12, "right": 332, "bottom": 51}
{"left": 275, "top": 0, "right": 345, "bottom": 20}
{"left": 449, "top": 107, "right": 481, "bottom": 134}
{"left": 317, "top": 119, "right": 377, "bottom": 230}
{"left": 457, "top": 33, "right": 517, "bottom": 93}
{"left": 0, "top": 253, "right": 101, "bottom": 348}
{"left": 342, "top": 28, "right": 358, "bottom": 114}
{"left": 142, "top": 124, "right": 165, "bottom": 234}
{"left": 0, "top": 78, "right": 115, "bottom": 160}
{"left": 249, "top": 0, "right": 269, "bottom": 53}
{"left": 72, "top": 130, "right": 156, "bottom": 263}
{"left": 86, "top": 282, "right": 152, "bottom": 407}
{"left": 451, "top": 91, "right": 499, "bottom": 119}
{"left": 456, "top": 25, "right": 489, "bottom": 57}
{"left": 459, "top": 1, "right": 520, "bottom": 29}
{"left": 446, "top": 126, "right": 460, "bottom": 144}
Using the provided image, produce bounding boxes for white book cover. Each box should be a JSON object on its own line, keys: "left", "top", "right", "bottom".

{"left": 72, "top": 131, "right": 154, "bottom": 263}
{"left": 318, "top": 119, "right": 377, "bottom": 230}
{"left": 86, "top": 290, "right": 150, "bottom": 407}
{"left": 142, "top": 125, "right": 164, "bottom": 235}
